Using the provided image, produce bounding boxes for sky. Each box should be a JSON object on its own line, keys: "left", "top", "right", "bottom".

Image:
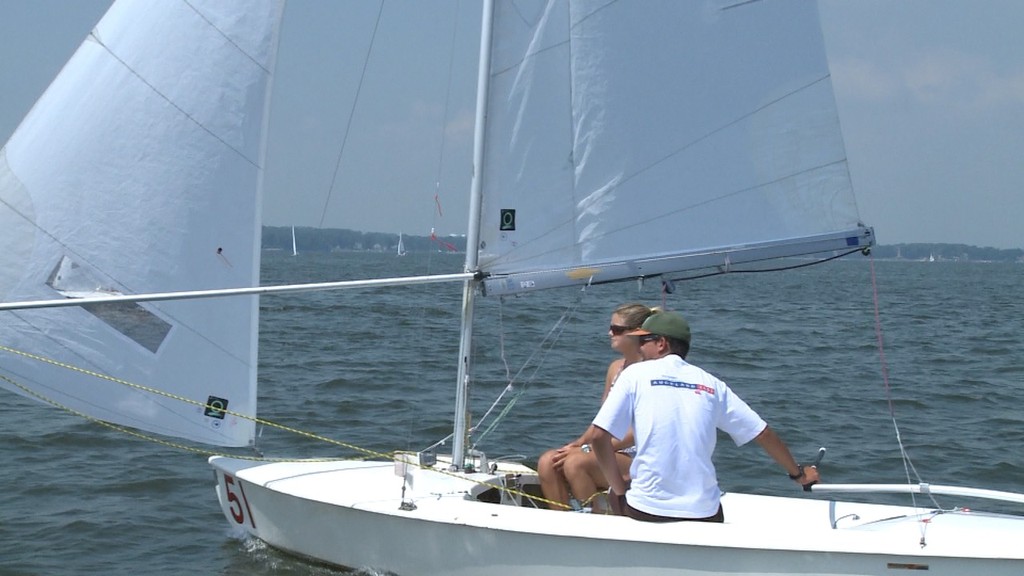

{"left": 1, "top": 1, "right": 1022, "bottom": 249}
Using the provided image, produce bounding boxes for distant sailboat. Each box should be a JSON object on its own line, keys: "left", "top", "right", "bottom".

{"left": 397, "top": 232, "right": 407, "bottom": 256}
{"left": 291, "top": 226, "right": 297, "bottom": 256}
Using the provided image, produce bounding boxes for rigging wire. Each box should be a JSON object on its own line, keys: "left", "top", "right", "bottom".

{"left": 868, "top": 254, "right": 929, "bottom": 490}
{"left": 317, "top": 1, "right": 386, "bottom": 228}
{"left": 665, "top": 247, "right": 866, "bottom": 284}
{"left": 471, "top": 288, "right": 586, "bottom": 448}
{"left": 428, "top": 0, "right": 464, "bottom": 246}
{"left": 394, "top": 0, "right": 465, "bottom": 453}
{"left": 868, "top": 253, "right": 938, "bottom": 546}
{"left": 419, "top": 282, "right": 590, "bottom": 455}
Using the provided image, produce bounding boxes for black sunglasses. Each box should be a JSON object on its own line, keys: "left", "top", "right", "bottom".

{"left": 609, "top": 324, "right": 632, "bottom": 335}
{"left": 637, "top": 334, "right": 663, "bottom": 344}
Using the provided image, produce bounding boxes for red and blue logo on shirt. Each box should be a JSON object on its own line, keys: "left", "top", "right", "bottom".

{"left": 651, "top": 379, "right": 715, "bottom": 395}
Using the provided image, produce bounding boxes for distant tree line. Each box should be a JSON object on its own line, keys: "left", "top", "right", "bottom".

{"left": 263, "top": 226, "right": 466, "bottom": 253}
{"left": 264, "top": 228, "right": 1021, "bottom": 262}
{"left": 870, "top": 243, "right": 1023, "bottom": 263}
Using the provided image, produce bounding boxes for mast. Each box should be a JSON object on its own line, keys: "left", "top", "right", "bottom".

{"left": 451, "top": 0, "right": 494, "bottom": 471}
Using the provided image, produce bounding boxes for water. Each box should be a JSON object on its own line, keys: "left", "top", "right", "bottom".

{"left": 2, "top": 253, "right": 1022, "bottom": 575}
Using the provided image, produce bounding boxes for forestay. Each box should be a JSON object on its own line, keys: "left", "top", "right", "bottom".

{"left": 477, "top": 0, "right": 872, "bottom": 296}
{"left": 0, "top": 0, "right": 284, "bottom": 446}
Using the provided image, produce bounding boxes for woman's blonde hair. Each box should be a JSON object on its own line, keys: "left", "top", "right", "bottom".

{"left": 613, "top": 302, "right": 656, "bottom": 330}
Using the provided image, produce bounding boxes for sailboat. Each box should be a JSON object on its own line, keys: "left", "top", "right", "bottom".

{"left": 291, "top": 226, "right": 298, "bottom": 256}
{"left": 2, "top": 1, "right": 1023, "bottom": 575}
{"left": 397, "top": 232, "right": 407, "bottom": 256}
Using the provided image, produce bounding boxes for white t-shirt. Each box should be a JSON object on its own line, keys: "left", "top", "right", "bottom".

{"left": 593, "top": 354, "right": 766, "bottom": 518}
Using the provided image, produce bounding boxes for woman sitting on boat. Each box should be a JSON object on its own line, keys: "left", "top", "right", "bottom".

{"left": 537, "top": 302, "right": 653, "bottom": 512}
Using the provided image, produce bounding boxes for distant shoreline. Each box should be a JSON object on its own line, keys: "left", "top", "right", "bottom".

{"left": 262, "top": 227, "right": 1022, "bottom": 262}
{"left": 866, "top": 243, "right": 1023, "bottom": 263}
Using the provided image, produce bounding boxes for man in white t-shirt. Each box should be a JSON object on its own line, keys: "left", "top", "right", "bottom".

{"left": 590, "top": 311, "right": 819, "bottom": 522}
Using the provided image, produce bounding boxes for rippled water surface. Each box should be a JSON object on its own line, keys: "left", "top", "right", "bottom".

{"left": 2, "top": 252, "right": 1022, "bottom": 574}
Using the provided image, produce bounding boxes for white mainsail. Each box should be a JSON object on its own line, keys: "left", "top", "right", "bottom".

{"left": 477, "top": 1, "right": 871, "bottom": 295}
{"left": 0, "top": 0, "right": 283, "bottom": 446}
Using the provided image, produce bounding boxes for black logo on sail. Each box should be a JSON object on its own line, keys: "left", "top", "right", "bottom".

{"left": 500, "top": 209, "right": 516, "bottom": 231}
{"left": 204, "top": 396, "right": 228, "bottom": 419}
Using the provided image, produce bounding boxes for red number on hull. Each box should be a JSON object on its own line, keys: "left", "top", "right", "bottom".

{"left": 223, "top": 473, "right": 256, "bottom": 529}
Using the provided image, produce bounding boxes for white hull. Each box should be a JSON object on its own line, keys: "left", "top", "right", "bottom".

{"left": 210, "top": 455, "right": 1024, "bottom": 575}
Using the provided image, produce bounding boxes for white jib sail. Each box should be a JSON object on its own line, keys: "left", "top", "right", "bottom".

{"left": 0, "top": 0, "right": 284, "bottom": 446}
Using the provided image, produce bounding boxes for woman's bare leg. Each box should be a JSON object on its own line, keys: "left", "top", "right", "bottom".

{"left": 538, "top": 448, "right": 571, "bottom": 510}
{"left": 564, "top": 451, "right": 632, "bottom": 513}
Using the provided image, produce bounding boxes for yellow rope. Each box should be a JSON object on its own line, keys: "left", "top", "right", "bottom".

{"left": 0, "top": 343, "right": 390, "bottom": 459}
{"left": 0, "top": 343, "right": 574, "bottom": 509}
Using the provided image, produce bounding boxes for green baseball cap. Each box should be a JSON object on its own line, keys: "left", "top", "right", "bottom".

{"left": 628, "top": 311, "right": 691, "bottom": 344}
